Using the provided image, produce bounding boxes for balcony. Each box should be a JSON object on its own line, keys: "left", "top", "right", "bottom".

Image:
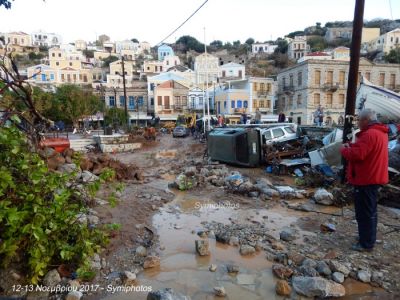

{"left": 234, "top": 108, "right": 246, "bottom": 113}
{"left": 323, "top": 83, "right": 339, "bottom": 92}
{"left": 257, "top": 91, "right": 270, "bottom": 97}
{"left": 282, "top": 85, "right": 295, "bottom": 95}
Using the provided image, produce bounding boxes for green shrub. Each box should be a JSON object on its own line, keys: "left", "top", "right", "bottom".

{"left": 0, "top": 122, "right": 109, "bottom": 284}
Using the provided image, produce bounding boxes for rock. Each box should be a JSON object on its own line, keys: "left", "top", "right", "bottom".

{"left": 200, "top": 168, "right": 209, "bottom": 177}
{"left": 237, "top": 181, "right": 255, "bottom": 193}
{"left": 272, "top": 264, "right": 294, "bottom": 279}
{"left": 147, "top": 288, "right": 190, "bottom": 300}
{"left": 215, "top": 232, "right": 230, "bottom": 244}
{"left": 280, "top": 228, "right": 297, "bottom": 242}
{"left": 63, "top": 148, "right": 75, "bottom": 159}
{"left": 299, "top": 266, "right": 318, "bottom": 277}
{"left": 329, "top": 260, "right": 350, "bottom": 277}
{"left": 271, "top": 241, "right": 285, "bottom": 251}
{"left": 276, "top": 280, "right": 292, "bottom": 296}
{"left": 316, "top": 261, "right": 332, "bottom": 276}
{"left": 136, "top": 246, "right": 147, "bottom": 257}
{"left": 87, "top": 215, "right": 99, "bottom": 225}
{"left": 81, "top": 170, "right": 99, "bottom": 183}
{"left": 292, "top": 276, "right": 346, "bottom": 298}
{"left": 332, "top": 272, "right": 345, "bottom": 284}
{"left": 47, "top": 155, "right": 66, "bottom": 170}
{"left": 143, "top": 256, "right": 160, "bottom": 269}
{"left": 314, "top": 188, "right": 334, "bottom": 206}
{"left": 58, "top": 163, "right": 79, "bottom": 174}
{"left": 275, "top": 186, "right": 296, "bottom": 198}
{"left": 79, "top": 157, "right": 93, "bottom": 171}
{"left": 121, "top": 271, "right": 137, "bottom": 285}
{"left": 302, "top": 259, "right": 317, "bottom": 269}
{"left": 248, "top": 191, "right": 259, "bottom": 197}
{"left": 195, "top": 240, "right": 210, "bottom": 256}
{"left": 287, "top": 251, "right": 305, "bottom": 265}
{"left": 184, "top": 166, "right": 197, "bottom": 176}
{"left": 209, "top": 264, "right": 217, "bottom": 272}
{"left": 225, "top": 173, "right": 244, "bottom": 187}
{"left": 65, "top": 291, "right": 83, "bottom": 300}
{"left": 39, "top": 147, "right": 57, "bottom": 159}
{"left": 229, "top": 236, "right": 240, "bottom": 246}
{"left": 260, "top": 187, "right": 279, "bottom": 197}
{"left": 227, "top": 264, "right": 239, "bottom": 273}
{"left": 371, "top": 271, "right": 383, "bottom": 283}
{"left": 214, "top": 286, "right": 226, "bottom": 297}
{"left": 324, "top": 250, "right": 339, "bottom": 260}
{"left": 68, "top": 280, "right": 81, "bottom": 290}
{"left": 357, "top": 270, "right": 371, "bottom": 283}
{"left": 91, "top": 254, "right": 102, "bottom": 270}
{"left": 43, "top": 269, "right": 61, "bottom": 288}
{"left": 239, "top": 245, "right": 256, "bottom": 256}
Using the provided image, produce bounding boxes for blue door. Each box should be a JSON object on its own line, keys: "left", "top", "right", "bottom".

{"left": 217, "top": 102, "right": 220, "bottom": 114}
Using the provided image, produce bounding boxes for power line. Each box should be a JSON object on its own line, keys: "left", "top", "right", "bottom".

{"left": 156, "top": 0, "right": 209, "bottom": 46}
{"left": 388, "top": 0, "right": 393, "bottom": 20}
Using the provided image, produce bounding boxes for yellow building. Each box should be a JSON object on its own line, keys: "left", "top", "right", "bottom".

{"left": 154, "top": 80, "right": 189, "bottom": 120}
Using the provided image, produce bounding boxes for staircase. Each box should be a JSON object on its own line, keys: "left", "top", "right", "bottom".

{"left": 69, "top": 138, "right": 96, "bottom": 151}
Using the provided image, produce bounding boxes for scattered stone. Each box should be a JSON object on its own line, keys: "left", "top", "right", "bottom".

{"left": 314, "top": 188, "right": 334, "bottom": 206}
{"left": 197, "top": 231, "right": 208, "bottom": 238}
{"left": 316, "top": 261, "right": 332, "bottom": 276}
{"left": 292, "top": 276, "right": 346, "bottom": 298}
{"left": 275, "top": 280, "right": 292, "bottom": 296}
{"left": 121, "top": 271, "right": 137, "bottom": 285}
{"left": 68, "top": 280, "right": 81, "bottom": 290}
{"left": 239, "top": 245, "right": 256, "bottom": 256}
{"left": 43, "top": 269, "right": 61, "bottom": 288}
{"left": 227, "top": 264, "right": 240, "bottom": 274}
{"left": 320, "top": 223, "right": 336, "bottom": 233}
{"left": 147, "top": 288, "right": 189, "bottom": 300}
{"left": 39, "top": 147, "right": 57, "bottom": 159}
{"left": 213, "top": 286, "right": 226, "bottom": 297}
{"left": 81, "top": 170, "right": 99, "bottom": 183}
{"left": 229, "top": 236, "right": 240, "bottom": 246}
{"left": 272, "top": 264, "right": 294, "bottom": 279}
{"left": 324, "top": 250, "right": 339, "bottom": 260}
{"left": 280, "top": 228, "right": 297, "bottom": 242}
{"left": 287, "top": 251, "right": 305, "bottom": 265}
{"left": 371, "top": 271, "right": 384, "bottom": 283}
{"left": 209, "top": 264, "right": 217, "bottom": 272}
{"left": 215, "top": 232, "right": 230, "bottom": 244}
{"left": 195, "top": 240, "right": 210, "bottom": 256}
{"left": 357, "top": 270, "right": 371, "bottom": 283}
{"left": 329, "top": 260, "right": 350, "bottom": 277}
{"left": 91, "top": 254, "right": 102, "bottom": 270}
{"left": 299, "top": 266, "right": 319, "bottom": 277}
{"left": 47, "top": 155, "right": 66, "bottom": 170}
{"left": 260, "top": 187, "right": 280, "bottom": 198}
{"left": 332, "top": 272, "right": 345, "bottom": 284}
{"left": 143, "top": 256, "right": 160, "bottom": 269}
{"left": 136, "top": 246, "right": 147, "bottom": 257}
{"left": 65, "top": 291, "right": 83, "bottom": 300}
{"left": 271, "top": 241, "right": 285, "bottom": 251}
{"left": 87, "top": 215, "right": 99, "bottom": 225}
{"left": 275, "top": 186, "right": 296, "bottom": 198}
{"left": 249, "top": 191, "right": 259, "bottom": 197}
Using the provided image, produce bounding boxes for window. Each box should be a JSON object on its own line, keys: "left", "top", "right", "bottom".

{"left": 365, "top": 72, "right": 371, "bottom": 81}
{"left": 282, "top": 77, "right": 286, "bottom": 87}
{"left": 267, "top": 83, "right": 271, "bottom": 92}
{"left": 253, "top": 83, "right": 257, "bottom": 91}
{"left": 284, "top": 126, "right": 296, "bottom": 134}
{"left": 191, "top": 96, "right": 195, "bottom": 107}
{"left": 379, "top": 73, "right": 385, "bottom": 86}
{"left": 314, "top": 70, "right": 321, "bottom": 85}
{"left": 129, "top": 96, "right": 135, "bottom": 109}
{"left": 119, "top": 96, "right": 125, "bottom": 107}
{"left": 244, "top": 100, "right": 248, "bottom": 108}
{"left": 69, "top": 62, "right": 73, "bottom": 67}
{"left": 298, "top": 72, "right": 302, "bottom": 86}
{"left": 339, "top": 94, "right": 345, "bottom": 107}
{"left": 83, "top": 75, "right": 87, "bottom": 82}
{"left": 56, "top": 62, "right": 59, "bottom": 66}
{"left": 237, "top": 100, "right": 242, "bottom": 108}
{"left": 259, "top": 100, "right": 265, "bottom": 108}
{"left": 157, "top": 96, "right": 162, "bottom": 106}
{"left": 390, "top": 74, "right": 396, "bottom": 89}
{"left": 52, "top": 53, "right": 55, "bottom": 57}
{"left": 58, "top": 53, "right": 61, "bottom": 57}
{"left": 199, "top": 97, "right": 203, "bottom": 105}
{"left": 297, "top": 94, "right": 302, "bottom": 106}
{"left": 260, "top": 83, "right": 265, "bottom": 91}
{"left": 150, "top": 97, "right": 154, "bottom": 106}
{"left": 264, "top": 131, "right": 272, "bottom": 140}
{"left": 326, "top": 93, "right": 333, "bottom": 107}
{"left": 67, "top": 74, "right": 71, "bottom": 82}
{"left": 272, "top": 128, "right": 284, "bottom": 138}
{"left": 326, "top": 70, "right": 333, "bottom": 84}
{"left": 50, "top": 73, "right": 54, "bottom": 81}
{"left": 73, "top": 74, "right": 77, "bottom": 81}
{"left": 164, "top": 96, "right": 170, "bottom": 109}
{"left": 61, "top": 74, "right": 65, "bottom": 81}
{"left": 224, "top": 101, "right": 227, "bottom": 109}
{"left": 174, "top": 96, "right": 181, "bottom": 107}
{"left": 138, "top": 96, "right": 144, "bottom": 106}
{"left": 314, "top": 93, "right": 320, "bottom": 105}
{"left": 182, "top": 96, "right": 187, "bottom": 106}
{"left": 289, "top": 75, "right": 293, "bottom": 87}
{"left": 231, "top": 100, "right": 235, "bottom": 108}
{"left": 109, "top": 96, "right": 115, "bottom": 107}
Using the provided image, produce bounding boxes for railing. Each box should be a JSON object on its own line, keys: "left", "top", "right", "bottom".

{"left": 257, "top": 91, "right": 270, "bottom": 97}
{"left": 282, "top": 85, "right": 295, "bottom": 94}
{"left": 322, "top": 83, "right": 339, "bottom": 92}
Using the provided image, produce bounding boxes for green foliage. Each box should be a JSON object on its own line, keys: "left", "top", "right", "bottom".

{"left": 384, "top": 48, "right": 400, "bottom": 64}
{"left": 131, "top": 38, "right": 139, "bottom": 43}
{"left": 286, "top": 31, "right": 305, "bottom": 39}
{"left": 307, "top": 36, "right": 328, "bottom": 52}
{"left": 176, "top": 35, "right": 204, "bottom": 53}
{"left": 101, "top": 55, "right": 119, "bottom": 68}
{"left": 0, "top": 0, "right": 12, "bottom": 9}
{"left": 28, "top": 52, "right": 45, "bottom": 61}
{"left": 274, "top": 39, "right": 288, "bottom": 54}
{"left": 0, "top": 125, "right": 109, "bottom": 284}
{"left": 245, "top": 38, "right": 255, "bottom": 45}
{"left": 83, "top": 49, "right": 94, "bottom": 59}
{"left": 104, "top": 107, "right": 128, "bottom": 128}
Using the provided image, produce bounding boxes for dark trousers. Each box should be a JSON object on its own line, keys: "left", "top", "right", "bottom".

{"left": 353, "top": 185, "right": 379, "bottom": 249}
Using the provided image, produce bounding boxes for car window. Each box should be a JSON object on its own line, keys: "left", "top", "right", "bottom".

{"left": 272, "top": 128, "right": 285, "bottom": 138}
{"left": 264, "top": 130, "right": 272, "bottom": 140}
{"left": 284, "top": 126, "right": 295, "bottom": 134}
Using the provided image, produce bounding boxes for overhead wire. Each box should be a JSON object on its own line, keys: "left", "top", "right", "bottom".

{"left": 156, "top": 0, "right": 209, "bottom": 46}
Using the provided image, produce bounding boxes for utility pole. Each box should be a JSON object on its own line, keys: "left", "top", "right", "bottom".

{"left": 121, "top": 56, "right": 129, "bottom": 129}
{"left": 204, "top": 27, "right": 210, "bottom": 130}
{"left": 342, "top": 0, "right": 365, "bottom": 181}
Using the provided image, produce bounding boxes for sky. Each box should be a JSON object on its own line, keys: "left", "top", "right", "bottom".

{"left": 1, "top": 0, "right": 399, "bottom": 46}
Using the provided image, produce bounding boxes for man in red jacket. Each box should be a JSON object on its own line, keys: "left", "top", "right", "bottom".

{"left": 340, "top": 109, "right": 388, "bottom": 252}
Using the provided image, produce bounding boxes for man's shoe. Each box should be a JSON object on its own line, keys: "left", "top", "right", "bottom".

{"left": 351, "top": 243, "right": 373, "bottom": 252}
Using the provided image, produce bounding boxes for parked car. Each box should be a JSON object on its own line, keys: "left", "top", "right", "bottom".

{"left": 173, "top": 126, "right": 189, "bottom": 138}
{"left": 260, "top": 125, "right": 297, "bottom": 145}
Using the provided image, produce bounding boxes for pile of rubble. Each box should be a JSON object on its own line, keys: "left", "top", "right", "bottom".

{"left": 39, "top": 147, "right": 143, "bottom": 181}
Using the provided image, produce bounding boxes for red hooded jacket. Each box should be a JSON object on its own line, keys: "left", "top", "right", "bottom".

{"left": 340, "top": 123, "right": 389, "bottom": 186}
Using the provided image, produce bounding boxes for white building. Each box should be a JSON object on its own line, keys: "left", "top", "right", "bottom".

{"left": 188, "top": 87, "right": 205, "bottom": 111}
{"left": 115, "top": 40, "right": 140, "bottom": 55}
{"left": 218, "top": 62, "right": 245, "bottom": 81}
{"left": 288, "top": 36, "right": 310, "bottom": 60}
{"left": 31, "top": 31, "right": 62, "bottom": 47}
{"left": 194, "top": 53, "right": 219, "bottom": 86}
{"left": 251, "top": 43, "right": 278, "bottom": 54}
{"left": 364, "top": 28, "right": 400, "bottom": 54}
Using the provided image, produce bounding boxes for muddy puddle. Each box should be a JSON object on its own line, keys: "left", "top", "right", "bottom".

{"left": 104, "top": 190, "right": 317, "bottom": 300}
